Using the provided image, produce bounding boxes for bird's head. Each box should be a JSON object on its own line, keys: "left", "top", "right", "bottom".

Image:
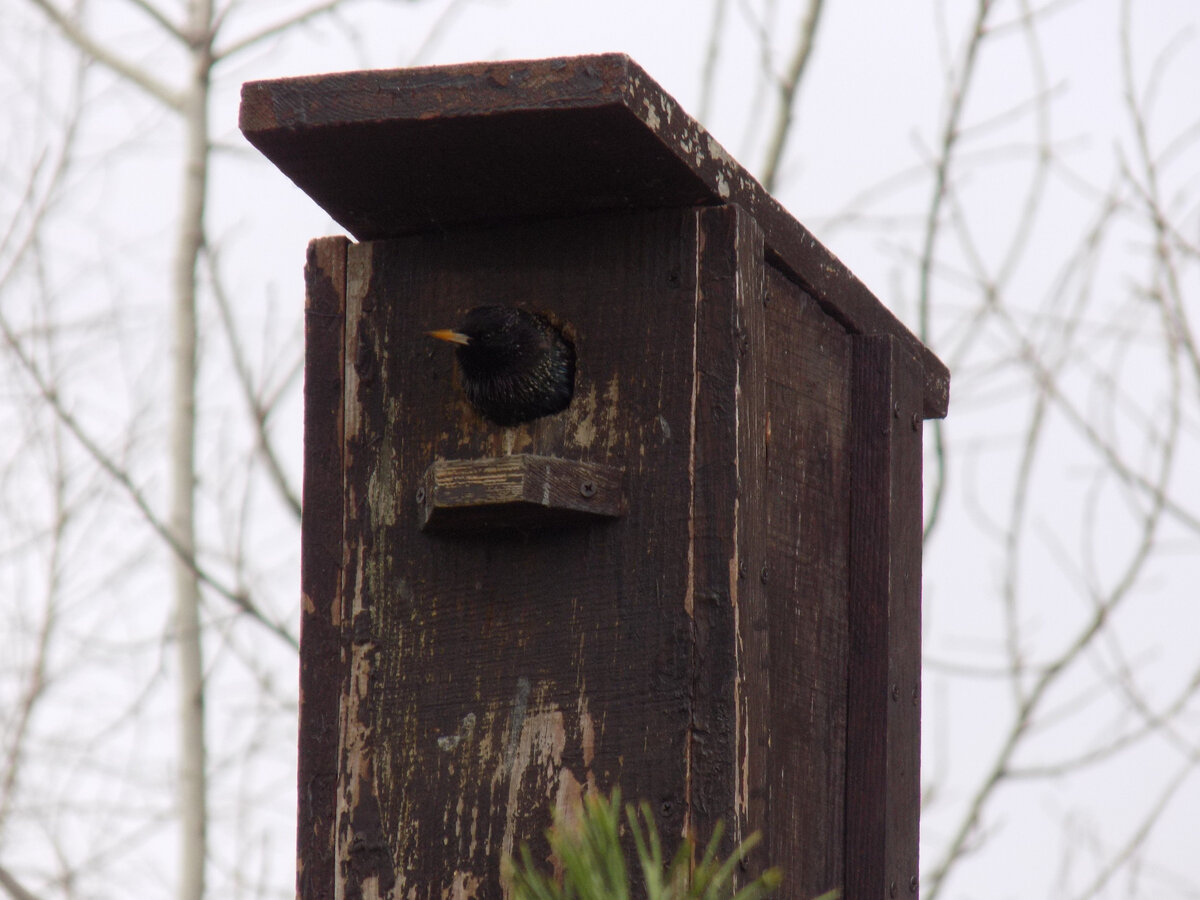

{"left": 428, "top": 305, "right": 575, "bottom": 425}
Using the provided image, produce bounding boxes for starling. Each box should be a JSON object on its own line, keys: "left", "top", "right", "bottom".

{"left": 428, "top": 306, "right": 576, "bottom": 426}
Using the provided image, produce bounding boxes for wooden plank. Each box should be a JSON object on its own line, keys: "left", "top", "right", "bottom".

{"left": 419, "top": 455, "right": 625, "bottom": 532}
{"left": 686, "top": 205, "right": 768, "bottom": 876}
{"left": 335, "top": 208, "right": 702, "bottom": 898}
{"left": 732, "top": 218, "right": 772, "bottom": 885}
{"left": 845, "top": 335, "right": 924, "bottom": 900}
{"left": 239, "top": 54, "right": 948, "bottom": 419}
{"left": 299, "top": 235, "right": 349, "bottom": 900}
{"left": 763, "top": 264, "right": 852, "bottom": 898}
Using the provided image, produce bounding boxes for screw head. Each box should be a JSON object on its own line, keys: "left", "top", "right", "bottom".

{"left": 579, "top": 481, "right": 596, "bottom": 498}
{"left": 759, "top": 565, "right": 769, "bottom": 585}
{"left": 415, "top": 487, "right": 426, "bottom": 505}
{"left": 911, "top": 412, "right": 921, "bottom": 431}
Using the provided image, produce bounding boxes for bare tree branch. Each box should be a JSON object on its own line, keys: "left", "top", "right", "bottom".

{"left": 759, "top": 0, "right": 824, "bottom": 193}
{"left": 214, "top": 0, "right": 349, "bottom": 60}
{"left": 409, "top": 0, "right": 477, "bottom": 65}
{"left": 206, "top": 248, "right": 302, "bottom": 520}
{"left": 25, "top": 0, "right": 186, "bottom": 110}
{"left": 697, "top": 0, "right": 729, "bottom": 125}
{"left": 0, "top": 308, "right": 298, "bottom": 648}
{"left": 122, "top": 0, "right": 187, "bottom": 44}
{"left": 0, "top": 863, "right": 42, "bottom": 900}
{"left": 1119, "top": 0, "right": 1200, "bottom": 397}
{"left": 915, "top": 0, "right": 995, "bottom": 543}
{"left": 925, "top": 195, "right": 1187, "bottom": 893}
{"left": 1071, "top": 752, "right": 1199, "bottom": 900}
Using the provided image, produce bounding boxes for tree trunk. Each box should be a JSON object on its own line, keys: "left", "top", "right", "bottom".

{"left": 172, "top": 3, "right": 213, "bottom": 899}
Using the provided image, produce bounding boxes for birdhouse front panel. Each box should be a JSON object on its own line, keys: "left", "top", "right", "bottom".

{"left": 306, "top": 203, "right": 852, "bottom": 897}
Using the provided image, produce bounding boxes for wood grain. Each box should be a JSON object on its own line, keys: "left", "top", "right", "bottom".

{"left": 298, "top": 235, "right": 348, "bottom": 900}
{"left": 336, "top": 208, "right": 699, "bottom": 897}
{"left": 846, "top": 335, "right": 925, "bottom": 900}
{"left": 763, "top": 263, "right": 853, "bottom": 899}
{"left": 419, "top": 455, "right": 625, "bottom": 532}
{"left": 685, "top": 206, "right": 768, "bottom": 877}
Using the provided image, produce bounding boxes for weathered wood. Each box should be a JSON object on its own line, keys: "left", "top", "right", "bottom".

{"left": 239, "top": 54, "right": 949, "bottom": 419}
{"left": 763, "top": 264, "right": 852, "bottom": 898}
{"left": 336, "top": 208, "right": 701, "bottom": 898}
{"left": 298, "top": 235, "right": 349, "bottom": 900}
{"left": 686, "top": 205, "right": 768, "bottom": 878}
{"left": 299, "top": 214, "right": 931, "bottom": 900}
{"left": 419, "top": 455, "right": 625, "bottom": 532}
{"left": 846, "top": 335, "right": 924, "bottom": 900}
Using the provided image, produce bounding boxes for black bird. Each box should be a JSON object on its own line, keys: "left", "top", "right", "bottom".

{"left": 428, "top": 306, "right": 576, "bottom": 426}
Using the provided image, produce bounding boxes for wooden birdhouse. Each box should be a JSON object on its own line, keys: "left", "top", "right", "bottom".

{"left": 239, "top": 53, "right": 949, "bottom": 900}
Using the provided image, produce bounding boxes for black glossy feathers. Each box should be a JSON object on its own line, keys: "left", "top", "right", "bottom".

{"left": 429, "top": 306, "right": 576, "bottom": 426}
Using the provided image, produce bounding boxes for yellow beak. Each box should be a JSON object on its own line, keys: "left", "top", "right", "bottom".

{"left": 427, "top": 329, "right": 471, "bottom": 346}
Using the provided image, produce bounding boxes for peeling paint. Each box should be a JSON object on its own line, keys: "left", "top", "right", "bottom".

{"left": 570, "top": 383, "right": 599, "bottom": 448}
{"left": 642, "top": 97, "right": 661, "bottom": 130}
{"left": 443, "top": 871, "right": 482, "bottom": 900}
{"left": 502, "top": 677, "right": 531, "bottom": 772}
{"left": 497, "top": 692, "right": 567, "bottom": 887}
{"left": 705, "top": 133, "right": 734, "bottom": 167}
{"left": 437, "top": 712, "right": 477, "bottom": 752}
{"left": 657, "top": 414, "right": 672, "bottom": 442}
{"left": 577, "top": 690, "right": 595, "bottom": 770}
{"left": 599, "top": 376, "right": 621, "bottom": 450}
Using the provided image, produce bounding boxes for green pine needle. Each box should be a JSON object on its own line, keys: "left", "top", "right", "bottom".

{"left": 504, "top": 789, "right": 838, "bottom": 900}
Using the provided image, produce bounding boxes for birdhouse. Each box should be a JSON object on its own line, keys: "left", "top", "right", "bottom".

{"left": 239, "top": 54, "right": 949, "bottom": 900}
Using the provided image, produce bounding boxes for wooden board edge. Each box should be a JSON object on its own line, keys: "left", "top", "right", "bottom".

{"left": 299, "top": 234, "right": 350, "bottom": 900}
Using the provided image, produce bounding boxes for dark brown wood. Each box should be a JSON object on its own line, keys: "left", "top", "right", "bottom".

{"left": 419, "top": 455, "right": 625, "bottom": 532}
{"left": 686, "top": 206, "right": 768, "bottom": 877}
{"left": 335, "top": 208, "right": 702, "bottom": 898}
{"left": 298, "top": 235, "right": 349, "bottom": 900}
{"left": 762, "top": 263, "right": 852, "bottom": 898}
{"left": 845, "top": 335, "right": 924, "bottom": 900}
{"left": 239, "top": 54, "right": 949, "bottom": 419}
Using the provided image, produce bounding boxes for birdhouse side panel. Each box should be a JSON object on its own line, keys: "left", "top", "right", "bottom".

{"left": 846, "top": 335, "right": 925, "bottom": 900}
{"left": 763, "top": 263, "right": 853, "bottom": 896}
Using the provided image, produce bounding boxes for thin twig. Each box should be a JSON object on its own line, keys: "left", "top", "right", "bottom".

{"left": 697, "top": 0, "right": 729, "bottom": 125}
{"left": 0, "top": 311, "right": 298, "bottom": 649}
{"left": 916, "top": 0, "right": 995, "bottom": 544}
{"left": 205, "top": 249, "right": 302, "bottom": 520}
{"left": 215, "top": 0, "right": 350, "bottom": 60}
{"left": 25, "top": 0, "right": 185, "bottom": 110}
{"left": 122, "top": 0, "right": 187, "bottom": 44}
{"left": 758, "top": 0, "right": 824, "bottom": 193}
{"left": 0, "top": 863, "right": 41, "bottom": 900}
{"left": 409, "top": 0, "right": 475, "bottom": 65}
